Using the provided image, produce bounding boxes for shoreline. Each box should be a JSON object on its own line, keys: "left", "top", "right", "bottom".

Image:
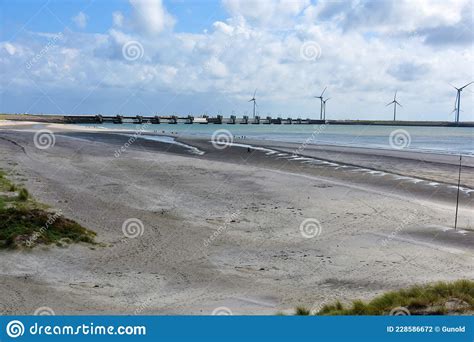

{"left": 2, "top": 119, "right": 474, "bottom": 160}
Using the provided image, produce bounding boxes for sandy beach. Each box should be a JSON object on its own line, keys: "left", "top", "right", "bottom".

{"left": 0, "top": 121, "right": 472, "bottom": 315}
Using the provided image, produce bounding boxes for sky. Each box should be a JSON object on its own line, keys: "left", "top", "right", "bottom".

{"left": 1, "top": 0, "right": 473, "bottom": 121}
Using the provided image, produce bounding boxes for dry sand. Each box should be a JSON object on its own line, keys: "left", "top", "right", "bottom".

{"left": 0, "top": 122, "right": 472, "bottom": 315}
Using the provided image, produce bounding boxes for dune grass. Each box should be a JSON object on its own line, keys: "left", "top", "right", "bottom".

{"left": 294, "top": 280, "right": 474, "bottom": 315}
{"left": 0, "top": 170, "right": 95, "bottom": 249}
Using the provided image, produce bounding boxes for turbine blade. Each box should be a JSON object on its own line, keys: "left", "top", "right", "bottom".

{"left": 321, "top": 86, "right": 327, "bottom": 97}
{"left": 386, "top": 101, "right": 394, "bottom": 106}
{"left": 449, "top": 83, "right": 460, "bottom": 91}
{"left": 394, "top": 90, "right": 397, "bottom": 100}
{"left": 460, "top": 81, "right": 474, "bottom": 90}
{"left": 253, "top": 89, "right": 257, "bottom": 98}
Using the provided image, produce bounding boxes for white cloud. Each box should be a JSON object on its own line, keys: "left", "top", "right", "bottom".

{"left": 112, "top": 11, "right": 124, "bottom": 28}
{"left": 310, "top": 0, "right": 469, "bottom": 34}
{"left": 222, "top": 0, "right": 310, "bottom": 28}
{"left": 129, "top": 0, "right": 175, "bottom": 35}
{"left": 3, "top": 42, "right": 16, "bottom": 55}
{"left": 72, "top": 11, "right": 88, "bottom": 29}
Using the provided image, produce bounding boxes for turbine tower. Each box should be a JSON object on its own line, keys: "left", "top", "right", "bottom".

{"left": 451, "top": 82, "right": 473, "bottom": 123}
{"left": 322, "top": 98, "right": 331, "bottom": 120}
{"left": 386, "top": 91, "right": 402, "bottom": 121}
{"left": 248, "top": 89, "right": 257, "bottom": 119}
{"left": 314, "top": 87, "right": 327, "bottom": 120}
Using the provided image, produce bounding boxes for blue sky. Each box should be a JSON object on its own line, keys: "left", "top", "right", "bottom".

{"left": 1, "top": 0, "right": 473, "bottom": 120}
{"left": 1, "top": 0, "right": 228, "bottom": 37}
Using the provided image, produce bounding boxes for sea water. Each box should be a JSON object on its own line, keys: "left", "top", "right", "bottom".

{"left": 79, "top": 123, "right": 474, "bottom": 156}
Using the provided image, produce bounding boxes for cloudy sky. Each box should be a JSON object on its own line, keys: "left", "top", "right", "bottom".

{"left": 1, "top": 0, "right": 473, "bottom": 120}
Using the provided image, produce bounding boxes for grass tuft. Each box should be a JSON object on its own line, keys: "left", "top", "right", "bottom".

{"left": 0, "top": 168, "right": 96, "bottom": 249}
{"left": 18, "top": 188, "right": 29, "bottom": 201}
{"left": 312, "top": 280, "right": 474, "bottom": 316}
{"left": 0, "top": 208, "right": 96, "bottom": 248}
{"left": 295, "top": 306, "right": 311, "bottom": 315}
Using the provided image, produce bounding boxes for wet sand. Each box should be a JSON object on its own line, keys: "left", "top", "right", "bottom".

{"left": 0, "top": 122, "right": 472, "bottom": 315}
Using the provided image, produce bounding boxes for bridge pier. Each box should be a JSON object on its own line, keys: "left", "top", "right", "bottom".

{"left": 113, "top": 115, "right": 123, "bottom": 124}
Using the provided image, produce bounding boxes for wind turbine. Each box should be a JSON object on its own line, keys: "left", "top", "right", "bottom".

{"left": 451, "top": 82, "right": 473, "bottom": 123}
{"left": 314, "top": 86, "right": 327, "bottom": 120}
{"left": 386, "top": 91, "right": 402, "bottom": 121}
{"left": 322, "top": 98, "right": 331, "bottom": 120}
{"left": 248, "top": 89, "right": 257, "bottom": 119}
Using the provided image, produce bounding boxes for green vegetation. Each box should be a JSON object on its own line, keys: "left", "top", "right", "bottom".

{"left": 0, "top": 170, "right": 95, "bottom": 249}
{"left": 18, "top": 188, "right": 29, "bottom": 201}
{"left": 296, "top": 280, "right": 474, "bottom": 316}
{"left": 295, "top": 306, "right": 311, "bottom": 316}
